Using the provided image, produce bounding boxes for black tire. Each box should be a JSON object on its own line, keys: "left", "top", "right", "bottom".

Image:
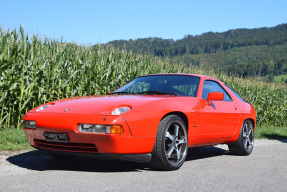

{"left": 151, "top": 115, "right": 188, "bottom": 171}
{"left": 228, "top": 119, "right": 254, "bottom": 155}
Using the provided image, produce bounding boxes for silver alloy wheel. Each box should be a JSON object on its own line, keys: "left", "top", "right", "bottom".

{"left": 165, "top": 123, "right": 187, "bottom": 166}
{"left": 242, "top": 121, "right": 254, "bottom": 152}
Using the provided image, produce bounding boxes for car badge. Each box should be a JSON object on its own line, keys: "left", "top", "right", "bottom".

{"left": 64, "top": 109, "right": 70, "bottom": 112}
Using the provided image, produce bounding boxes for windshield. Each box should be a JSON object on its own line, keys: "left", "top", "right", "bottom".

{"left": 113, "top": 75, "right": 200, "bottom": 97}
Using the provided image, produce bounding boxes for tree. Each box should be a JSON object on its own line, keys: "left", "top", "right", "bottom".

{"left": 267, "top": 74, "right": 274, "bottom": 83}
{"left": 285, "top": 79, "right": 287, "bottom": 84}
{"left": 106, "top": 23, "right": 287, "bottom": 78}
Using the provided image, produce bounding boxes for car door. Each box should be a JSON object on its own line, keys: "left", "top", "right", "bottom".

{"left": 200, "top": 80, "right": 240, "bottom": 140}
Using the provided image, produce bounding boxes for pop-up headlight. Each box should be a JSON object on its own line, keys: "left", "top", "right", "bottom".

{"left": 111, "top": 107, "right": 131, "bottom": 115}
{"left": 36, "top": 104, "right": 52, "bottom": 112}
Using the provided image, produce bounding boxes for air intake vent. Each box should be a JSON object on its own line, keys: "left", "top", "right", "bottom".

{"left": 34, "top": 139, "right": 98, "bottom": 153}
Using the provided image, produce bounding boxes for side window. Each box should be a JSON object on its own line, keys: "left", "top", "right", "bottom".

{"left": 202, "top": 80, "right": 232, "bottom": 101}
{"left": 172, "top": 84, "right": 198, "bottom": 96}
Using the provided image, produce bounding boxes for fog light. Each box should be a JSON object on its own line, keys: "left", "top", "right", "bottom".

{"left": 78, "top": 124, "right": 124, "bottom": 134}
{"left": 23, "top": 120, "right": 36, "bottom": 129}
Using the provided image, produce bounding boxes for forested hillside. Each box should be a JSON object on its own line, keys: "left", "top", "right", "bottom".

{"left": 107, "top": 24, "right": 287, "bottom": 78}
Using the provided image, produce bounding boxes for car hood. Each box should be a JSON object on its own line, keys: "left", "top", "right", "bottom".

{"left": 32, "top": 95, "right": 173, "bottom": 115}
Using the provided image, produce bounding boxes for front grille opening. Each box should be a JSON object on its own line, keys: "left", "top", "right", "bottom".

{"left": 34, "top": 139, "right": 98, "bottom": 153}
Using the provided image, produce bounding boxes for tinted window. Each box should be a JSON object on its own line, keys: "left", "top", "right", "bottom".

{"left": 225, "top": 85, "right": 247, "bottom": 103}
{"left": 114, "top": 75, "right": 200, "bottom": 97}
{"left": 202, "top": 80, "right": 232, "bottom": 101}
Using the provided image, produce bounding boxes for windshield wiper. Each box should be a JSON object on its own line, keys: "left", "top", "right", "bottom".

{"left": 110, "top": 91, "right": 136, "bottom": 95}
{"left": 138, "top": 90, "right": 177, "bottom": 96}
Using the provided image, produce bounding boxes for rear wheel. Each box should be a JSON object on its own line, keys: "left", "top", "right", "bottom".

{"left": 151, "top": 115, "right": 188, "bottom": 171}
{"left": 228, "top": 120, "right": 254, "bottom": 155}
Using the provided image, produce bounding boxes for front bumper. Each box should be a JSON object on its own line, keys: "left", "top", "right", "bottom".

{"left": 23, "top": 112, "right": 155, "bottom": 154}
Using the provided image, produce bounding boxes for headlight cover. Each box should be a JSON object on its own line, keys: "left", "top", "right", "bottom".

{"left": 111, "top": 106, "right": 131, "bottom": 115}
{"left": 36, "top": 104, "right": 52, "bottom": 112}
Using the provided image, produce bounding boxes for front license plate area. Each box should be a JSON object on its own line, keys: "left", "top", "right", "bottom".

{"left": 43, "top": 132, "right": 69, "bottom": 143}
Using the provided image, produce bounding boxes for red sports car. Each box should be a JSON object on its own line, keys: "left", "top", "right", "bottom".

{"left": 23, "top": 74, "right": 256, "bottom": 170}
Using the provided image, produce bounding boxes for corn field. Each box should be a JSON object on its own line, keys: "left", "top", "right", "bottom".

{"left": 0, "top": 27, "right": 286, "bottom": 129}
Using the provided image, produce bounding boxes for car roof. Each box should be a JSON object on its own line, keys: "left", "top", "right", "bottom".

{"left": 142, "top": 73, "right": 219, "bottom": 81}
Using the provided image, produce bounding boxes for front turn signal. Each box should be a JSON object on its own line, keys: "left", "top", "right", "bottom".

{"left": 109, "top": 125, "right": 124, "bottom": 134}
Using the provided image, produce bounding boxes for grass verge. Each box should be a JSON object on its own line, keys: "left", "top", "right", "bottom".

{"left": 255, "top": 126, "right": 287, "bottom": 140}
{"left": 0, "top": 128, "right": 33, "bottom": 151}
{"left": 0, "top": 126, "right": 286, "bottom": 151}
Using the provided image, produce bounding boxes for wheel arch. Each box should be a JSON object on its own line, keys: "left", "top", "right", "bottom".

{"left": 229, "top": 117, "right": 256, "bottom": 143}
{"left": 161, "top": 111, "right": 189, "bottom": 132}
{"left": 245, "top": 118, "right": 256, "bottom": 130}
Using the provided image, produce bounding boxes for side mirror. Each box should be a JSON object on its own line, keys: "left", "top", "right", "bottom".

{"left": 206, "top": 92, "right": 224, "bottom": 106}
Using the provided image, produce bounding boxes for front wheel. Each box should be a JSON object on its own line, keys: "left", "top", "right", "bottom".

{"left": 228, "top": 119, "right": 254, "bottom": 155}
{"left": 151, "top": 115, "right": 188, "bottom": 171}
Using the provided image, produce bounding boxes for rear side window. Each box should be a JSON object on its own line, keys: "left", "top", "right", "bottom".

{"left": 225, "top": 85, "right": 247, "bottom": 103}
{"left": 202, "top": 80, "right": 232, "bottom": 101}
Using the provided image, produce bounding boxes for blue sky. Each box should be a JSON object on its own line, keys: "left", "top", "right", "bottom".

{"left": 1, "top": 0, "right": 286, "bottom": 45}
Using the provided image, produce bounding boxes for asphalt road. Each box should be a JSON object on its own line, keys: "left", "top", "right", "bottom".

{"left": 0, "top": 139, "right": 286, "bottom": 192}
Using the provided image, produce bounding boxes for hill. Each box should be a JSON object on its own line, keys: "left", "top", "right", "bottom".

{"left": 106, "top": 23, "right": 287, "bottom": 78}
{"left": 0, "top": 27, "right": 286, "bottom": 128}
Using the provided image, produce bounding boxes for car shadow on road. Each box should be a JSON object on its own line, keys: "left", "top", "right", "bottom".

{"left": 261, "top": 134, "right": 287, "bottom": 143}
{"left": 7, "top": 146, "right": 229, "bottom": 173}
{"left": 186, "top": 146, "right": 228, "bottom": 161}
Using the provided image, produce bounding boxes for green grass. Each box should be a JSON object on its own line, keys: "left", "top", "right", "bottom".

{"left": 0, "top": 128, "right": 33, "bottom": 151}
{"left": 255, "top": 126, "right": 287, "bottom": 140}
{"left": 0, "top": 126, "right": 286, "bottom": 151}
{"left": 274, "top": 74, "right": 287, "bottom": 83}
